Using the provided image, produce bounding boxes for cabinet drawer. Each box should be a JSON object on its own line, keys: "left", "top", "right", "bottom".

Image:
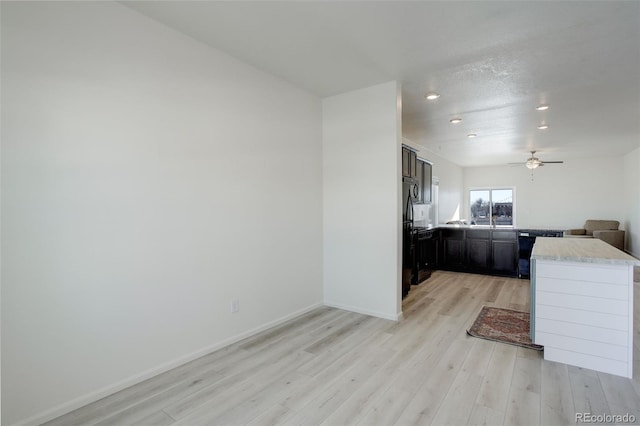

{"left": 493, "top": 231, "right": 516, "bottom": 240}
{"left": 441, "top": 229, "right": 464, "bottom": 239}
{"left": 467, "top": 229, "right": 490, "bottom": 239}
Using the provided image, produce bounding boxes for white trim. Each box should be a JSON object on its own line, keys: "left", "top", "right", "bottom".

{"left": 469, "top": 186, "right": 516, "bottom": 227}
{"left": 15, "top": 302, "right": 324, "bottom": 426}
{"left": 323, "top": 301, "right": 402, "bottom": 321}
{"left": 416, "top": 156, "right": 433, "bottom": 165}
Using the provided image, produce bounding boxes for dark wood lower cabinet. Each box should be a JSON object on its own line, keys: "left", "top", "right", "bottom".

{"left": 444, "top": 239, "right": 464, "bottom": 267}
{"left": 439, "top": 228, "right": 518, "bottom": 277}
{"left": 466, "top": 239, "right": 490, "bottom": 270}
{"left": 442, "top": 232, "right": 465, "bottom": 269}
{"left": 465, "top": 229, "right": 490, "bottom": 272}
{"left": 404, "top": 228, "right": 519, "bottom": 298}
{"left": 425, "top": 237, "right": 439, "bottom": 270}
{"left": 491, "top": 240, "right": 518, "bottom": 274}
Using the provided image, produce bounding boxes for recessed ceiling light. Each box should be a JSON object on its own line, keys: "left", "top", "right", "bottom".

{"left": 535, "top": 104, "right": 550, "bottom": 111}
{"left": 537, "top": 124, "right": 549, "bottom": 130}
{"left": 450, "top": 118, "right": 462, "bottom": 124}
{"left": 425, "top": 92, "right": 440, "bottom": 100}
{"left": 467, "top": 133, "right": 477, "bottom": 138}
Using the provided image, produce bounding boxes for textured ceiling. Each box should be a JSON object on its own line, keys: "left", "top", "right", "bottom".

{"left": 122, "top": 1, "right": 640, "bottom": 167}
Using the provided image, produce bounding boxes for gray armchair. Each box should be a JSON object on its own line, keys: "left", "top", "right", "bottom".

{"left": 564, "top": 220, "right": 625, "bottom": 251}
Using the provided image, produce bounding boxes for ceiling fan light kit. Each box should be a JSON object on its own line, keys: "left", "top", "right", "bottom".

{"left": 526, "top": 158, "right": 541, "bottom": 169}
{"left": 510, "top": 150, "right": 564, "bottom": 171}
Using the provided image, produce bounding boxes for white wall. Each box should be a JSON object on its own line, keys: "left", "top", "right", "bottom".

{"left": 623, "top": 147, "right": 640, "bottom": 257}
{"left": 463, "top": 157, "right": 626, "bottom": 230}
{"left": 1, "top": 2, "right": 323, "bottom": 424}
{"left": 323, "top": 81, "right": 402, "bottom": 320}
{"left": 433, "top": 155, "right": 465, "bottom": 224}
{"left": 401, "top": 139, "right": 464, "bottom": 224}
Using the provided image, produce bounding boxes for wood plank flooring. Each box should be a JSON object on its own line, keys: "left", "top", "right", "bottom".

{"left": 45, "top": 270, "right": 640, "bottom": 425}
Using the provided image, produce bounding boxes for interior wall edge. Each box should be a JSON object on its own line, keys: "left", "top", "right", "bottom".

{"left": 323, "top": 301, "right": 401, "bottom": 322}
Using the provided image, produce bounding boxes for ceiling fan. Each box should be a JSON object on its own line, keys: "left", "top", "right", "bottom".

{"left": 509, "top": 151, "right": 564, "bottom": 170}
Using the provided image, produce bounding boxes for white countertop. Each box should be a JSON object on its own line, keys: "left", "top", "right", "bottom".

{"left": 531, "top": 237, "right": 640, "bottom": 266}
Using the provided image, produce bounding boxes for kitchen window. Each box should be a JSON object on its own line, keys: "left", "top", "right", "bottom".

{"left": 469, "top": 188, "right": 514, "bottom": 226}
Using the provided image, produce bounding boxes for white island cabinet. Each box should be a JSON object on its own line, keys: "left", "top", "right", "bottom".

{"left": 531, "top": 237, "right": 638, "bottom": 378}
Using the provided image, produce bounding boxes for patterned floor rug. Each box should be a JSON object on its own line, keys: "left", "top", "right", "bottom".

{"left": 467, "top": 306, "right": 543, "bottom": 351}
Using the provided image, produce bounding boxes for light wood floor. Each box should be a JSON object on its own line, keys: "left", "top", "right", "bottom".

{"left": 45, "top": 271, "right": 640, "bottom": 426}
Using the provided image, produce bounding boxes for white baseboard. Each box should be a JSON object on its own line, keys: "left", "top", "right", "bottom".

{"left": 323, "top": 300, "right": 402, "bottom": 321}
{"left": 16, "top": 302, "right": 324, "bottom": 426}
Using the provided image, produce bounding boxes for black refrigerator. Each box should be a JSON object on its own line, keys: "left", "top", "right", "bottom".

{"left": 402, "top": 178, "right": 418, "bottom": 298}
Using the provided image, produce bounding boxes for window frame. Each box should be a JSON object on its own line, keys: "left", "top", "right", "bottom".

{"left": 469, "top": 186, "right": 516, "bottom": 228}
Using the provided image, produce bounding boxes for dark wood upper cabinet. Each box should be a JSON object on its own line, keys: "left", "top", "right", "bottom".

{"left": 405, "top": 155, "right": 433, "bottom": 204}
{"left": 417, "top": 159, "right": 433, "bottom": 204}
{"left": 409, "top": 150, "right": 417, "bottom": 177}
{"left": 402, "top": 147, "right": 417, "bottom": 178}
{"left": 422, "top": 161, "right": 432, "bottom": 203}
{"left": 402, "top": 147, "right": 410, "bottom": 177}
{"left": 415, "top": 159, "right": 423, "bottom": 200}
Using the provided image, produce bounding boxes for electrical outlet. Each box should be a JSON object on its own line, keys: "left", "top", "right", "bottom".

{"left": 231, "top": 299, "right": 240, "bottom": 313}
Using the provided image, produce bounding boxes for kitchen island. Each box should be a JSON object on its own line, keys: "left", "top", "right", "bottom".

{"left": 531, "top": 237, "right": 639, "bottom": 378}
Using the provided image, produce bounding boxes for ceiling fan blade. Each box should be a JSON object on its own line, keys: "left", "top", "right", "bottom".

{"left": 541, "top": 161, "right": 564, "bottom": 164}
{"left": 508, "top": 162, "right": 526, "bottom": 166}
